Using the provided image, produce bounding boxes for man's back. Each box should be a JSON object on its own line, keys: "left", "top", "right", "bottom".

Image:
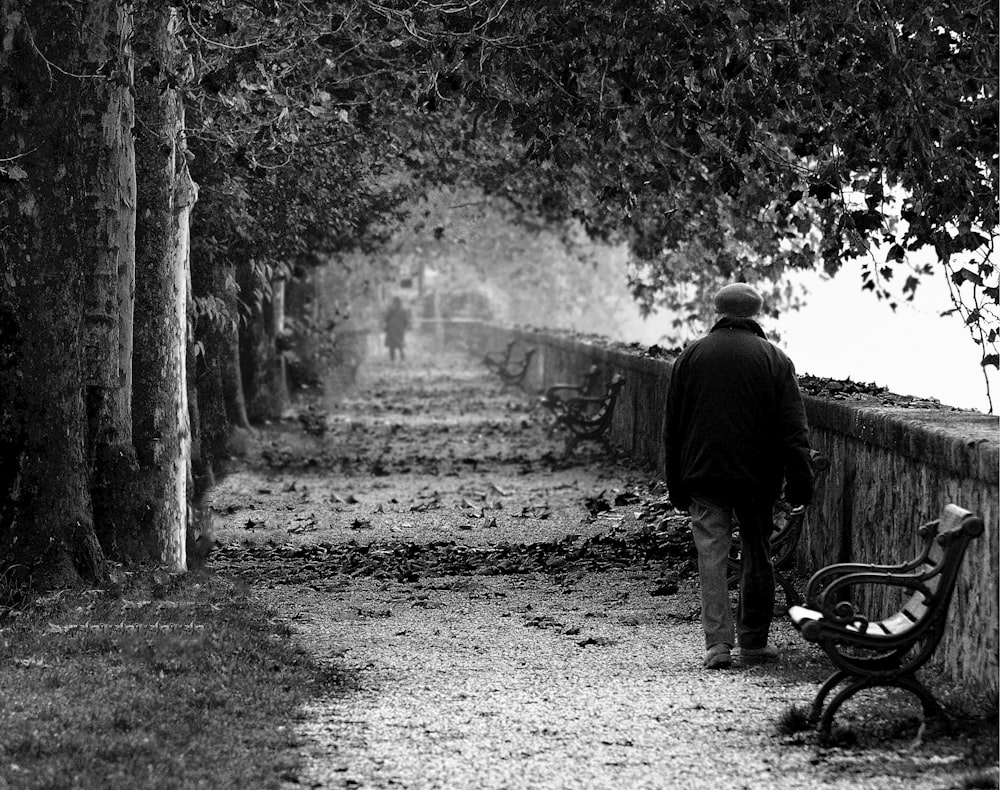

{"left": 664, "top": 316, "right": 812, "bottom": 507}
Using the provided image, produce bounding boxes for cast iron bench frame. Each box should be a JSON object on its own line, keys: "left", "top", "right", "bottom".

{"left": 483, "top": 341, "right": 536, "bottom": 391}
{"left": 726, "top": 450, "right": 830, "bottom": 608}
{"left": 538, "top": 364, "right": 601, "bottom": 436}
{"left": 553, "top": 373, "right": 626, "bottom": 456}
{"left": 788, "top": 503, "right": 984, "bottom": 733}
{"left": 483, "top": 340, "right": 516, "bottom": 374}
{"left": 496, "top": 347, "right": 536, "bottom": 390}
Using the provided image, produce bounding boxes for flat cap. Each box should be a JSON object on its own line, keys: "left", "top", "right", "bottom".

{"left": 714, "top": 283, "right": 763, "bottom": 317}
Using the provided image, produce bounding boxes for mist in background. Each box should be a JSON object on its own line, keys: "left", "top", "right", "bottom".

{"left": 383, "top": 188, "right": 996, "bottom": 413}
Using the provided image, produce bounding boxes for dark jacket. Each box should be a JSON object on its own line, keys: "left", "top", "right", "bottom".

{"left": 663, "top": 317, "right": 813, "bottom": 510}
{"left": 384, "top": 303, "right": 410, "bottom": 348}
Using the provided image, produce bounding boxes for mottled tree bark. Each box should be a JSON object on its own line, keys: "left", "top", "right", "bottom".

{"left": 80, "top": 1, "right": 137, "bottom": 565}
{"left": 132, "top": 4, "right": 193, "bottom": 569}
{"left": 0, "top": 1, "right": 135, "bottom": 586}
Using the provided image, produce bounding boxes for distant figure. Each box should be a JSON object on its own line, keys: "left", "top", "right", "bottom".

{"left": 384, "top": 296, "right": 411, "bottom": 362}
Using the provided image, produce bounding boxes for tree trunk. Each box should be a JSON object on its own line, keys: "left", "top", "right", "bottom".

{"left": 285, "top": 269, "right": 324, "bottom": 390}
{"left": 192, "top": 258, "right": 251, "bottom": 479}
{"left": 269, "top": 276, "right": 290, "bottom": 406}
{"left": 84, "top": 0, "right": 139, "bottom": 563}
{"left": 240, "top": 267, "right": 290, "bottom": 422}
{"left": 132, "top": 5, "right": 193, "bottom": 570}
{"left": 221, "top": 302, "right": 252, "bottom": 430}
{"left": 0, "top": 2, "right": 136, "bottom": 586}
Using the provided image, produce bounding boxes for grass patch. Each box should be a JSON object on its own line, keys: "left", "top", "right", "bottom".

{"left": 775, "top": 704, "right": 815, "bottom": 736}
{"left": 0, "top": 570, "right": 349, "bottom": 789}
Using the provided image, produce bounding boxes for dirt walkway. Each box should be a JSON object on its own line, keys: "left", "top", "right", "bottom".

{"left": 210, "top": 338, "right": 992, "bottom": 790}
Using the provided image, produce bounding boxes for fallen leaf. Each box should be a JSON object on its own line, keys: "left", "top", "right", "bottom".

{"left": 577, "top": 635, "right": 617, "bottom": 647}
{"left": 650, "top": 580, "right": 679, "bottom": 596}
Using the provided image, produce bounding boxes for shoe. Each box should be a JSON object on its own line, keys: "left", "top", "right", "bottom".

{"left": 740, "top": 643, "right": 780, "bottom": 663}
{"left": 703, "top": 643, "right": 732, "bottom": 669}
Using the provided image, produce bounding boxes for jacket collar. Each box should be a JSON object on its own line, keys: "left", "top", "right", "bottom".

{"left": 710, "top": 316, "right": 767, "bottom": 339}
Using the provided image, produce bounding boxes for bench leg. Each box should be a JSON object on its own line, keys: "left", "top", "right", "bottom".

{"left": 813, "top": 671, "right": 945, "bottom": 733}
{"left": 817, "top": 675, "right": 878, "bottom": 733}
{"left": 776, "top": 571, "right": 802, "bottom": 609}
{"left": 891, "top": 674, "right": 946, "bottom": 722}
{"left": 810, "top": 669, "right": 850, "bottom": 728}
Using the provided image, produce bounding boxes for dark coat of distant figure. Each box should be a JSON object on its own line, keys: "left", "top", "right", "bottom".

{"left": 384, "top": 297, "right": 411, "bottom": 362}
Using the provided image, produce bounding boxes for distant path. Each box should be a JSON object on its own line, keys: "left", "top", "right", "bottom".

{"left": 211, "top": 336, "right": 984, "bottom": 790}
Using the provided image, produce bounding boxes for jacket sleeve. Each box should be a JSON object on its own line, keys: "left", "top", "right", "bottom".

{"left": 776, "top": 363, "right": 814, "bottom": 506}
{"left": 663, "top": 361, "right": 691, "bottom": 511}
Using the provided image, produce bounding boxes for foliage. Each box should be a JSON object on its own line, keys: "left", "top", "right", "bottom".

{"left": 333, "top": 0, "right": 997, "bottom": 380}
{"left": 178, "top": 0, "right": 416, "bottom": 333}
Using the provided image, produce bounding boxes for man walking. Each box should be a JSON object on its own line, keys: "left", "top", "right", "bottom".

{"left": 663, "top": 283, "right": 814, "bottom": 669}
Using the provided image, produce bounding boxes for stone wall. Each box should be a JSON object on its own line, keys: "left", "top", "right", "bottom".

{"left": 453, "top": 321, "right": 999, "bottom": 701}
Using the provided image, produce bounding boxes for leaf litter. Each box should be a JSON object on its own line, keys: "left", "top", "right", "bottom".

{"left": 209, "top": 346, "right": 995, "bottom": 790}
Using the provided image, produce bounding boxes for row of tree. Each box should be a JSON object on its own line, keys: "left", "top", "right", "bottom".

{"left": 1, "top": 1, "right": 996, "bottom": 588}
{"left": 0, "top": 2, "right": 412, "bottom": 587}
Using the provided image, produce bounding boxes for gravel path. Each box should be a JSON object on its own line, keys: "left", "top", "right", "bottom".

{"left": 212, "top": 340, "right": 993, "bottom": 790}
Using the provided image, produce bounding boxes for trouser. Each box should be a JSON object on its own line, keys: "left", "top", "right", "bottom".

{"left": 688, "top": 494, "right": 776, "bottom": 650}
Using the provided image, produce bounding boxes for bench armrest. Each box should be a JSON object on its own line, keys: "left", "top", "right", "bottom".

{"left": 543, "top": 383, "right": 588, "bottom": 400}
{"left": 544, "top": 366, "right": 600, "bottom": 401}
{"left": 564, "top": 394, "right": 609, "bottom": 409}
{"left": 810, "top": 570, "right": 934, "bottom": 629}
{"left": 803, "top": 521, "right": 940, "bottom": 605}
{"left": 805, "top": 560, "right": 929, "bottom": 605}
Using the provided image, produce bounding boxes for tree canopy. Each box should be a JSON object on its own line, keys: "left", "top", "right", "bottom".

{"left": 6, "top": 0, "right": 994, "bottom": 384}
{"left": 324, "top": 0, "right": 998, "bottom": 373}
{"left": 127, "top": 2, "right": 996, "bottom": 358}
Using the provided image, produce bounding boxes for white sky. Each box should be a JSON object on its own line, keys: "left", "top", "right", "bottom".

{"left": 775, "top": 262, "right": 997, "bottom": 413}
{"left": 621, "top": 261, "right": 997, "bottom": 414}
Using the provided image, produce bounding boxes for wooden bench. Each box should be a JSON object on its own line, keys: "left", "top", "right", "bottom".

{"left": 788, "top": 503, "right": 984, "bottom": 733}
{"left": 538, "top": 364, "right": 601, "bottom": 436}
{"left": 726, "top": 450, "right": 830, "bottom": 608}
{"left": 553, "top": 374, "right": 625, "bottom": 456}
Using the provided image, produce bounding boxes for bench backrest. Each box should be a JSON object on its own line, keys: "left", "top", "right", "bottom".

{"left": 563, "top": 375, "right": 626, "bottom": 428}
{"left": 879, "top": 504, "right": 984, "bottom": 637}
{"left": 515, "top": 348, "right": 536, "bottom": 371}
{"left": 580, "top": 365, "right": 601, "bottom": 396}
{"left": 593, "top": 375, "right": 626, "bottom": 420}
